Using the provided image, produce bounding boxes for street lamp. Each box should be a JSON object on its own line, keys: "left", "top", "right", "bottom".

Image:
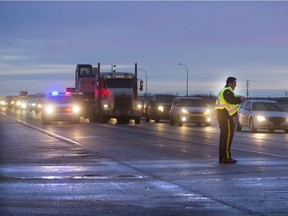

{"left": 178, "top": 63, "right": 189, "bottom": 96}
{"left": 138, "top": 68, "right": 148, "bottom": 97}
{"left": 111, "top": 64, "right": 116, "bottom": 72}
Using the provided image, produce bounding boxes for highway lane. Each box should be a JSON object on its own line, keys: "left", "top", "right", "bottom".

{"left": 3, "top": 107, "right": 288, "bottom": 162}
{"left": 1, "top": 107, "right": 288, "bottom": 215}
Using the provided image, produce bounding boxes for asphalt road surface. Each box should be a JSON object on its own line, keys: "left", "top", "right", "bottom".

{"left": 1, "top": 107, "right": 288, "bottom": 216}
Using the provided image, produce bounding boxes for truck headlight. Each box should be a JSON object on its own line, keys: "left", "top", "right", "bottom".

{"left": 103, "top": 104, "right": 111, "bottom": 109}
{"left": 182, "top": 109, "right": 189, "bottom": 115}
{"left": 181, "top": 117, "right": 187, "bottom": 122}
{"left": 158, "top": 106, "right": 164, "bottom": 112}
{"left": 204, "top": 109, "right": 211, "bottom": 115}
{"left": 256, "top": 115, "right": 266, "bottom": 122}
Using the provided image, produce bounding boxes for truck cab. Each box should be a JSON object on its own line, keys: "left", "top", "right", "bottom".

{"left": 95, "top": 70, "right": 142, "bottom": 124}
{"left": 67, "top": 64, "right": 97, "bottom": 121}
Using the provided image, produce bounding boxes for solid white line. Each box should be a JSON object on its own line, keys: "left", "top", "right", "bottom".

{"left": 2, "top": 113, "right": 82, "bottom": 147}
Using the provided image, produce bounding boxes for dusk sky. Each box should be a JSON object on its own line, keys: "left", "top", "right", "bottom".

{"left": 1, "top": 1, "right": 288, "bottom": 97}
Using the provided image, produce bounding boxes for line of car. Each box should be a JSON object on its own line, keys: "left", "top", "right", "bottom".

{"left": 2, "top": 93, "right": 288, "bottom": 133}
{"left": 143, "top": 94, "right": 288, "bottom": 133}
{"left": 143, "top": 94, "right": 212, "bottom": 127}
{"left": 1, "top": 92, "right": 80, "bottom": 125}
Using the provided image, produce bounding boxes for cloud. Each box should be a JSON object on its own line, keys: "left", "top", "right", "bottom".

{"left": 0, "top": 55, "right": 29, "bottom": 61}
{"left": 0, "top": 64, "right": 74, "bottom": 75}
{"left": 1, "top": 1, "right": 288, "bottom": 97}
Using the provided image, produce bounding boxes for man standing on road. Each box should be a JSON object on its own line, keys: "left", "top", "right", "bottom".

{"left": 215, "top": 77, "right": 246, "bottom": 164}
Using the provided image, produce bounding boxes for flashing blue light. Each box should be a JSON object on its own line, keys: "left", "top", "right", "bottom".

{"left": 51, "top": 91, "right": 59, "bottom": 96}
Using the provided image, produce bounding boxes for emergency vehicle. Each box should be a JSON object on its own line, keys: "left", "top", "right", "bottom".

{"left": 42, "top": 91, "right": 80, "bottom": 125}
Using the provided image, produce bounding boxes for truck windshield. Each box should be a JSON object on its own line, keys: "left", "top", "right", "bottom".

{"left": 106, "top": 79, "right": 133, "bottom": 88}
{"left": 79, "top": 67, "right": 95, "bottom": 78}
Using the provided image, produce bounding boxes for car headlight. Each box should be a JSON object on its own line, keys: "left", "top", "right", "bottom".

{"left": 21, "top": 103, "right": 27, "bottom": 109}
{"left": 136, "top": 104, "right": 142, "bottom": 110}
{"left": 182, "top": 109, "right": 189, "bottom": 115}
{"left": 72, "top": 105, "right": 80, "bottom": 113}
{"left": 158, "top": 106, "right": 164, "bottom": 112}
{"left": 256, "top": 115, "right": 266, "bottom": 122}
{"left": 45, "top": 105, "right": 54, "bottom": 114}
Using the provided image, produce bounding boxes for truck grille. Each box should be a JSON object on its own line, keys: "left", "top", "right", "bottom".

{"left": 115, "top": 96, "right": 132, "bottom": 109}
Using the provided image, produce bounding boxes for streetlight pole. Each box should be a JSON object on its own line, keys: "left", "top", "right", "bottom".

{"left": 138, "top": 68, "right": 148, "bottom": 97}
{"left": 178, "top": 63, "right": 189, "bottom": 96}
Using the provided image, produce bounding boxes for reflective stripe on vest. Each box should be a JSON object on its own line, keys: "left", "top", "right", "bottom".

{"left": 215, "top": 87, "right": 239, "bottom": 116}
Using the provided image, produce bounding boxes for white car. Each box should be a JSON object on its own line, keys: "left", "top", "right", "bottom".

{"left": 169, "top": 97, "right": 211, "bottom": 126}
{"left": 42, "top": 92, "right": 80, "bottom": 125}
{"left": 237, "top": 99, "right": 288, "bottom": 133}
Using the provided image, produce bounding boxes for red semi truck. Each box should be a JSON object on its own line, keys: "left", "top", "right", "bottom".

{"left": 67, "top": 63, "right": 143, "bottom": 124}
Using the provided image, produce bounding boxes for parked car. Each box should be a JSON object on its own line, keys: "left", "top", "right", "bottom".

{"left": 169, "top": 97, "right": 211, "bottom": 126}
{"left": 42, "top": 92, "right": 80, "bottom": 125}
{"left": 237, "top": 99, "right": 288, "bottom": 133}
{"left": 144, "top": 94, "right": 176, "bottom": 123}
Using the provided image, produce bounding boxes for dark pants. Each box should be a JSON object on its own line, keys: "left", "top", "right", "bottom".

{"left": 216, "top": 109, "right": 235, "bottom": 162}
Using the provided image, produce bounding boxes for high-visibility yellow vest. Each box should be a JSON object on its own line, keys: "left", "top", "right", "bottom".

{"left": 215, "top": 87, "right": 239, "bottom": 116}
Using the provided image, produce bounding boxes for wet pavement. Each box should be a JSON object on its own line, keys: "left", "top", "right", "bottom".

{"left": 1, "top": 113, "right": 288, "bottom": 215}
